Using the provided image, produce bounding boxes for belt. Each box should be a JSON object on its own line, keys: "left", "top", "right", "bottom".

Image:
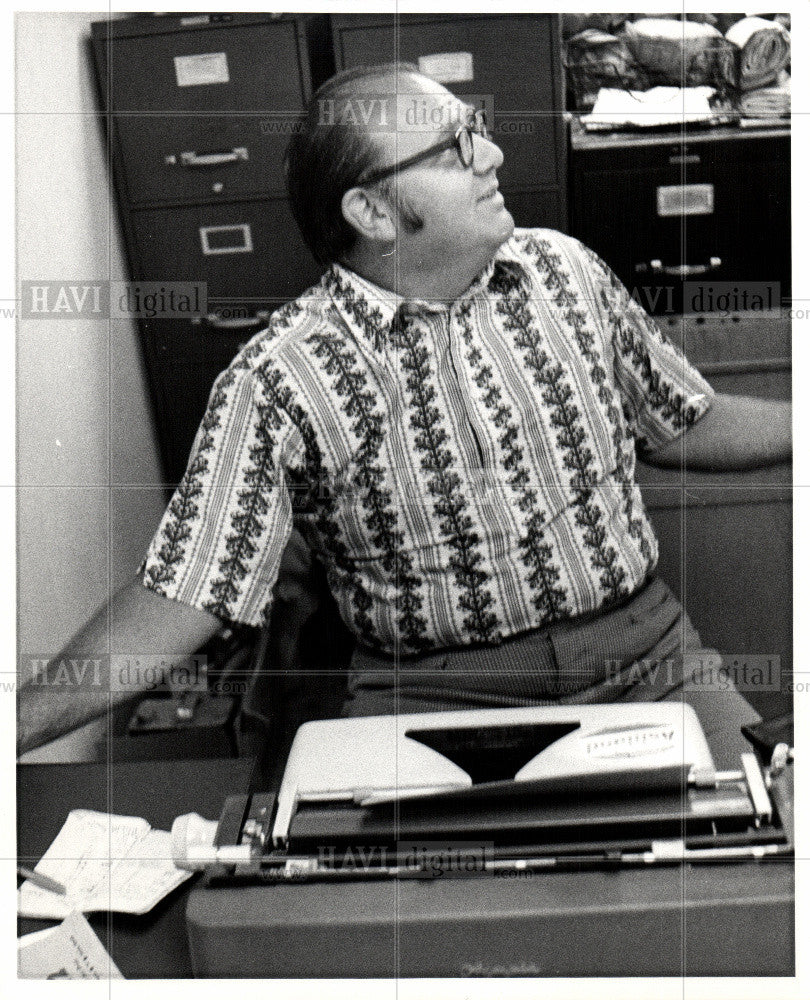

{"left": 348, "top": 575, "right": 677, "bottom": 705}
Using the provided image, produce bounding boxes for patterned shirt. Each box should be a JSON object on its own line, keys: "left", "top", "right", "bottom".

{"left": 142, "top": 229, "right": 713, "bottom": 654}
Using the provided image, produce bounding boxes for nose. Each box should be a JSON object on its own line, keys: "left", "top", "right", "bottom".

{"left": 472, "top": 131, "right": 503, "bottom": 174}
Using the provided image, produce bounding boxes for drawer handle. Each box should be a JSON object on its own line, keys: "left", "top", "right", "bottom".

{"left": 668, "top": 153, "right": 701, "bottom": 165}
{"left": 636, "top": 257, "right": 722, "bottom": 278}
{"left": 165, "top": 147, "right": 249, "bottom": 168}
{"left": 192, "top": 310, "right": 270, "bottom": 331}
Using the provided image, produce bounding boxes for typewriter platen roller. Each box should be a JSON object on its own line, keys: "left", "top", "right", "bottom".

{"left": 172, "top": 704, "right": 793, "bottom": 882}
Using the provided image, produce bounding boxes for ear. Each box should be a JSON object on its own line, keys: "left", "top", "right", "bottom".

{"left": 341, "top": 186, "right": 397, "bottom": 243}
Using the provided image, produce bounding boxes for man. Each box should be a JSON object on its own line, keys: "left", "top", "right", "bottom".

{"left": 18, "top": 64, "right": 790, "bottom": 765}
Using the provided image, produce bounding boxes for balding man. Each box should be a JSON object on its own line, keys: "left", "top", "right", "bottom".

{"left": 18, "top": 64, "right": 790, "bottom": 764}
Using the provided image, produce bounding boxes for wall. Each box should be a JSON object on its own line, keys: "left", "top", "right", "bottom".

{"left": 17, "top": 13, "right": 165, "bottom": 760}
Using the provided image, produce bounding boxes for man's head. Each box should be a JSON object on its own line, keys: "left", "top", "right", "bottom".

{"left": 285, "top": 64, "right": 514, "bottom": 277}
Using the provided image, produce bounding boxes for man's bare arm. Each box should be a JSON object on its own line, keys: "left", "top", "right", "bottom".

{"left": 17, "top": 577, "right": 222, "bottom": 755}
{"left": 643, "top": 392, "right": 791, "bottom": 471}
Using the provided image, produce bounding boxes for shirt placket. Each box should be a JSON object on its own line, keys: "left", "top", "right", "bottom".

{"left": 447, "top": 302, "right": 488, "bottom": 474}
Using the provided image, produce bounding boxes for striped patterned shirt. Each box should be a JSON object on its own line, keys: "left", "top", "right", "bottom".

{"left": 142, "top": 229, "right": 713, "bottom": 653}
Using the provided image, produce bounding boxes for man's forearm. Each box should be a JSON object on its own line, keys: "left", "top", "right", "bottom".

{"left": 17, "top": 576, "right": 222, "bottom": 755}
{"left": 643, "top": 392, "right": 791, "bottom": 472}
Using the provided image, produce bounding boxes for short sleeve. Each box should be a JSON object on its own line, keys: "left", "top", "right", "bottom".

{"left": 584, "top": 246, "right": 715, "bottom": 454}
{"left": 141, "top": 362, "right": 304, "bottom": 628}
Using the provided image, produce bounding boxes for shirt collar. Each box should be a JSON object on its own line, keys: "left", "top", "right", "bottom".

{"left": 325, "top": 247, "right": 526, "bottom": 351}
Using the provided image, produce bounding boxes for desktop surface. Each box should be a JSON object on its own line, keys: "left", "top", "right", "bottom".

{"left": 17, "top": 756, "right": 256, "bottom": 978}
{"left": 17, "top": 755, "right": 794, "bottom": 979}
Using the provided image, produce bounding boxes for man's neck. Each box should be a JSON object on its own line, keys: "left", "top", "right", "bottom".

{"left": 344, "top": 243, "right": 496, "bottom": 304}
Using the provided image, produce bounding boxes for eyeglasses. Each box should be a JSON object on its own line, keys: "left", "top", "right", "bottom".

{"left": 359, "top": 109, "right": 490, "bottom": 187}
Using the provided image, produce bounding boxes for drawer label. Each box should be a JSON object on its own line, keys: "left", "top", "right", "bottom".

{"left": 200, "top": 223, "right": 253, "bottom": 255}
{"left": 657, "top": 183, "right": 714, "bottom": 217}
{"left": 174, "top": 52, "right": 230, "bottom": 88}
{"left": 418, "top": 51, "right": 474, "bottom": 84}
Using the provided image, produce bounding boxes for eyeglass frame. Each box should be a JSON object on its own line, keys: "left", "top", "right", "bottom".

{"left": 357, "top": 108, "right": 490, "bottom": 188}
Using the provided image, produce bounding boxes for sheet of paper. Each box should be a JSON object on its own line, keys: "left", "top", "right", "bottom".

{"left": 18, "top": 910, "right": 124, "bottom": 979}
{"left": 18, "top": 809, "right": 193, "bottom": 918}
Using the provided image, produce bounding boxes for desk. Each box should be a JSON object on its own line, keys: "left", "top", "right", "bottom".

{"left": 17, "top": 757, "right": 256, "bottom": 978}
{"left": 18, "top": 757, "right": 794, "bottom": 978}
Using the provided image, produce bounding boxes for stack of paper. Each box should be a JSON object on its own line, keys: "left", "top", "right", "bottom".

{"left": 582, "top": 86, "right": 716, "bottom": 129}
{"left": 18, "top": 809, "right": 193, "bottom": 919}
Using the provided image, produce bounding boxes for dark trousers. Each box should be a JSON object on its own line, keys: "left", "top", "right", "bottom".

{"left": 342, "top": 577, "right": 760, "bottom": 769}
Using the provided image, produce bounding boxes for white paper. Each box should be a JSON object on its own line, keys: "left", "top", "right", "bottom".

{"left": 18, "top": 910, "right": 124, "bottom": 979}
{"left": 174, "top": 51, "right": 229, "bottom": 87}
{"left": 17, "top": 809, "right": 193, "bottom": 919}
{"left": 418, "top": 51, "right": 474, "bottom": 84}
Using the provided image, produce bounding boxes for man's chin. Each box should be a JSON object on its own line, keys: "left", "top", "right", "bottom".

{"left": 502, "top": 208, "right": 516, "bottom": 239}
{"left": 491, "top": 208, "right": 515, "bottom": 248}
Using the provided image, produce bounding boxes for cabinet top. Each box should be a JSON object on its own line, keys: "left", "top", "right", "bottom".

{"left": 90, "top": 13, "right": 303, "bottom": 40}
{"left": 570, "top": 115, "right": 790, "bottom": 152}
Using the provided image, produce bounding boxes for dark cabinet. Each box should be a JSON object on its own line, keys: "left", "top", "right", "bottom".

{"left": 571, "top": 125, "right": 793, "bottom": 716}
{"left": 570, "top": 124, "right": 790, "bottom": 314}
{"left": 91, "top": 13, "right": 322, "bottom": 487}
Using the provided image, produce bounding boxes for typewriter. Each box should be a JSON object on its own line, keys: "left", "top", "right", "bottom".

{"left": 172, "top": 703, "right": 793, "bottom": 882}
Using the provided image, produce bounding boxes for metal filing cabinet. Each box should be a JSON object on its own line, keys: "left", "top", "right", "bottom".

{"left": 91, "top": 13, "right": 324, "bottom": 486}
{"left": 569, "top": 121, "right": 791, "bottom": 315}
{"left": 332, "top": 13, "right": 568, "bottom": 232}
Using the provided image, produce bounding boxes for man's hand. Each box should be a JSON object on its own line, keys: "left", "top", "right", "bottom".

{"left": 17, "top": 577, "right": 222, "bottom": 756}
{"left": 642, "top": 392, "right": 791, "bottom": 472}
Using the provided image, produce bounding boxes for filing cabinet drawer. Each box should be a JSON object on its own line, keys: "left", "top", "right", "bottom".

{"left": 332, "top": 14, "right": 563, "bottom": 191}
{"left": 579, "top": 162, "right": 788, "bottom": 308}
{"left": 105, "top": 21, "right": 308, "bottom": 113}
{"left": 116, "top": 115, "right": 291, "bottom": 204}
{"left": 130, "top": 199, "right": 322, "bottom": 302}
{"left": 103, "top": 19, "right": 310, "bottom": 204}
{"left": 577, "top": 165, "right": 719, "bottom": 290}
{"left": 570, "top": 128, "right": 790, "bottom": 313}
{"left": 143, "top": 317, "right": 252, "bottom": 484}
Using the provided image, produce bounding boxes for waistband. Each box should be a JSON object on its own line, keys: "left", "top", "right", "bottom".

{"left": 347, "top": 575, "right": 680, "bottom": 705}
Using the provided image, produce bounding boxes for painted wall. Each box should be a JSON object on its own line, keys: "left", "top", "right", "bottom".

{"left": 17, "top": 13, "right": 166, "bottom": 760}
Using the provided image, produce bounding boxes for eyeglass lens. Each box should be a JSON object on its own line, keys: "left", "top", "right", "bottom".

{"left": 458, "top": 111, "right": 488, "bottom": 168}
{"left": 458, "top": 128, "right": 474, "bottom": 167}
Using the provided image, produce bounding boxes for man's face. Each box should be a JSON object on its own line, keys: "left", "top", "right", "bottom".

{"left": 371, "top": 76, "right": 515, "bottom": 266}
